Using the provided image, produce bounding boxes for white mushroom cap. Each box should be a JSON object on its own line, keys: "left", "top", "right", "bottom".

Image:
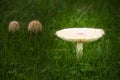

{"left": 56, "top": 28, "right": 105, "bottom": 42}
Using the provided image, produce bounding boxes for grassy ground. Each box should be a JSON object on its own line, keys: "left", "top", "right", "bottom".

{"left": 0, "top": 0, "right": 120, "bottom": 80}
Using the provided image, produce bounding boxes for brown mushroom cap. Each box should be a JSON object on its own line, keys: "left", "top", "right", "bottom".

{"left": 56, "top": 28, "right": 105, "bottom": 42}
{"left": 9, "top": 21, "right": 20, "bottom": 32}
{"left": 28, "top": 20, "right": 42, "bottom": 33}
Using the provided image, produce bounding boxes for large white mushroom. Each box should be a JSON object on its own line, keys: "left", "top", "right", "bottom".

{"left": 55, "top": 28, "right": 105, "bottom": 59}
{"left": 8, "top": 21, "right": 20, "bottom": 32}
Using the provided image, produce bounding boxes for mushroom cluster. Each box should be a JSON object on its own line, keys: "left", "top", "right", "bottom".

{"left": 8, "top": 20, "right": 105, "bottom": 60}
{"left": 56, "top": 28, "right": 105, "bottom": 59}
{"left": 8, "top": 20, "right": 42, "bottom": 34}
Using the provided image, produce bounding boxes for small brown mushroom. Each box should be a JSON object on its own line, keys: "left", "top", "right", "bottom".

{"left": 9, "top": 21, "right": 20, "bottom": 32}
{"left": 28, "top": 20, "right": 42, "bottom": 34}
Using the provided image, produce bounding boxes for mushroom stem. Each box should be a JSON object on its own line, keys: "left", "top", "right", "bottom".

{"left": 76, "top": 43, "right": 83, "bottom": 59}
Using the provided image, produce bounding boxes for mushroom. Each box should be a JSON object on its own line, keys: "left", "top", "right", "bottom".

{"left": 55, "top": 28, "right": 105, "bottom": 59}
{"left": 9, "top": 21, "right": 20, "bottom": 32}
{"left": 28, "top": 20, "right": 42, "bottom": 34}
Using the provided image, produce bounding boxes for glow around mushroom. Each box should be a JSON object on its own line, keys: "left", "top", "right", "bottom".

{"left": 55, "top": 28, "right": 105, "bottom": 59}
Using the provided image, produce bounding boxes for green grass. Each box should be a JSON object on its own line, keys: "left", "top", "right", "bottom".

{"left": 0, "top": 0, "right": 120, "bottom": 80}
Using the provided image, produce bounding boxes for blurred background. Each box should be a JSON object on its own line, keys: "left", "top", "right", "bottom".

{"left": 0, "top": 0, "right": 120, "bottom": 80}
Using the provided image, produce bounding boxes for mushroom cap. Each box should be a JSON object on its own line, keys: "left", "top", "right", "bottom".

{"left": 28, "top": 20, "right": 42, "bottom": 33}
{"left": 56, "top": 28, "right": 105, "bottom": 42}
{"left": 9, "top": 21, "right": 20, "bottom": 32}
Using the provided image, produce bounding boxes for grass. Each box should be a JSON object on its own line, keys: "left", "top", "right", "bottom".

{"left": 0, "top": 0, "right": 120, "bottom": 80}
